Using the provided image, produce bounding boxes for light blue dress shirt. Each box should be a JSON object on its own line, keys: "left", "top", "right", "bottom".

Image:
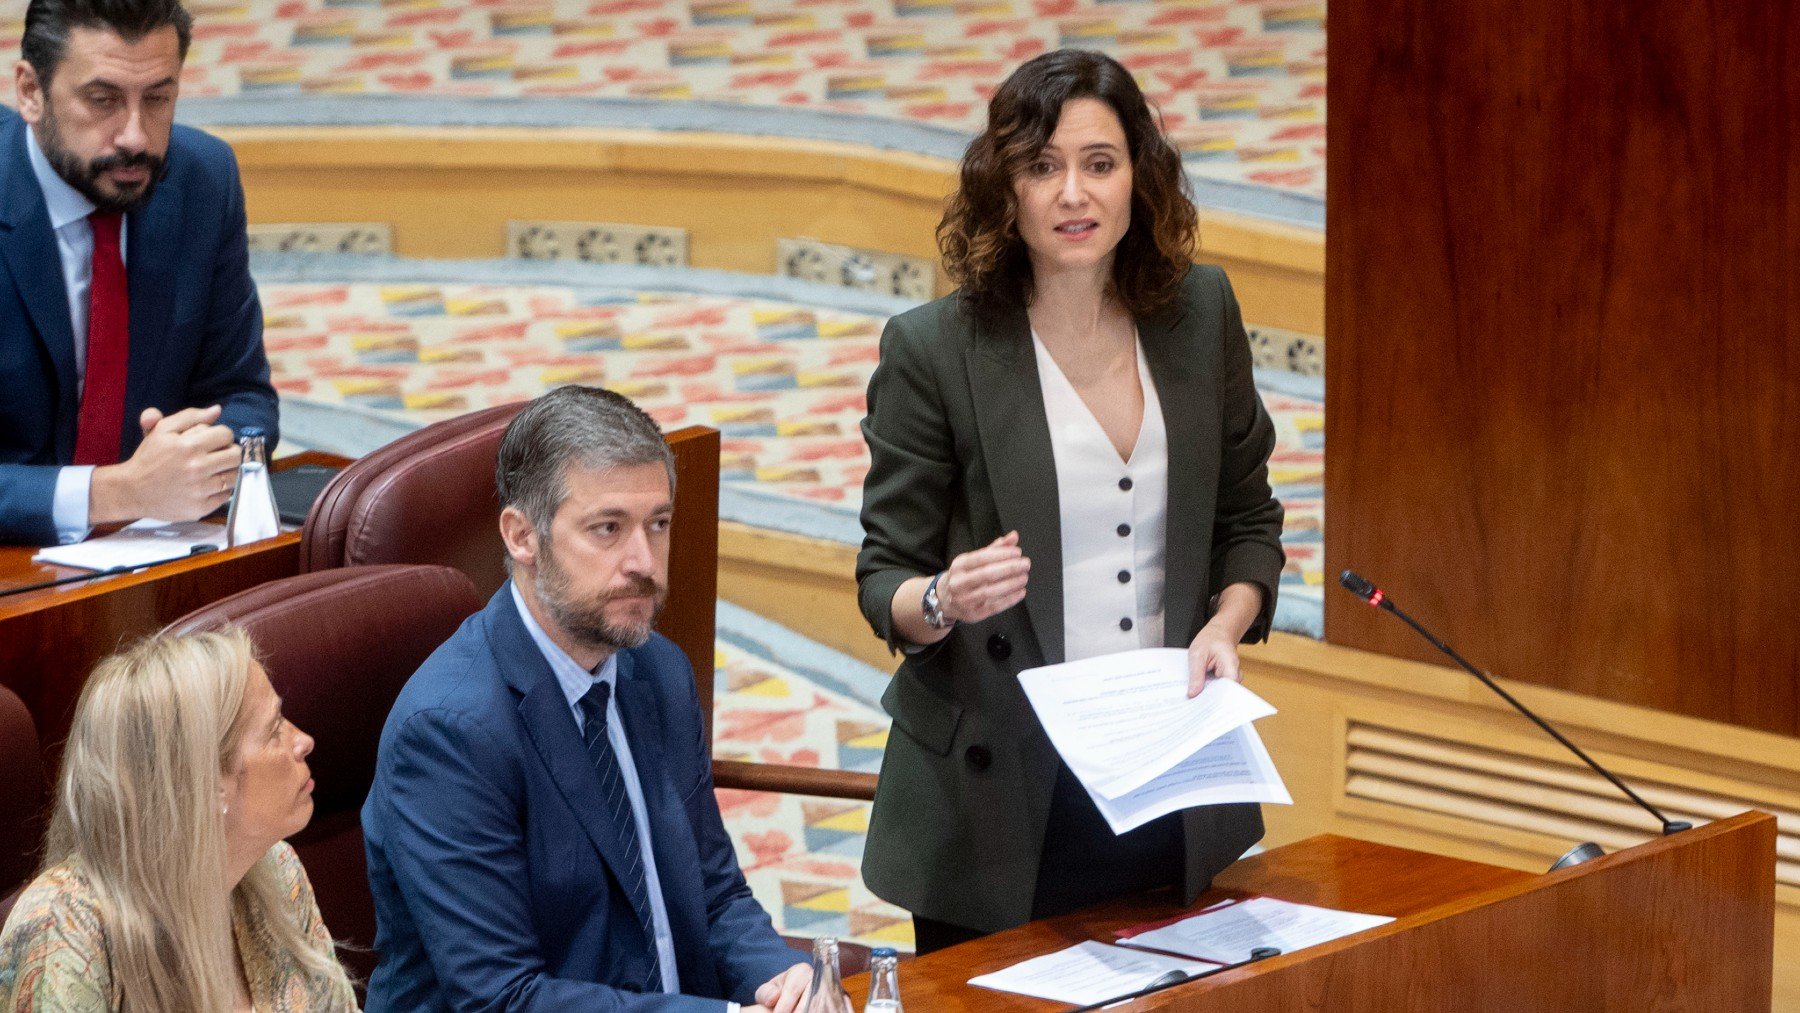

{"left": 508, "top": 581, "right": 690, "bottom": 1000}
{"left": 25, "top": 125, "right": 128, "bottom": 543}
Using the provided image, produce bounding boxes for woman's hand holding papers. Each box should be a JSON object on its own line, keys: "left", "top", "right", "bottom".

{"left": 1186, "top": 582, "right": 1264, "bottom": 697}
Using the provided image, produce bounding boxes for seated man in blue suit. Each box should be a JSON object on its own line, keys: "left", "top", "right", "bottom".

{"left": 364, "top": 386, "right": 814, "bottom": 1012}
{"left": 1, "top": 0, "right": 276, "bottom": 545}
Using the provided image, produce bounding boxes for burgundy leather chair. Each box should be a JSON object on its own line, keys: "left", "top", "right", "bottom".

{"left": 301, "top": 402, "right": 526, "bottom": 599}
{"left": 173, "top": 564, "right": 484, "bottom": 982}
{"left": 0, "top": 685, "right": 48, "bottom": 927}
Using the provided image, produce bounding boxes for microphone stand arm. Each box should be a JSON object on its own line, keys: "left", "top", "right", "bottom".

{"left": 1380, "top": 599, "right": 1690, "bottom": 836}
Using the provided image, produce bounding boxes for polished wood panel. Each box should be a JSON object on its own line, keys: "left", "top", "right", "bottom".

{"left": 663, "top": 426, "right": 720, "bottom": 731}
{"left": 1324, "top": 0, "right": 1800, "bottom": 733}
{"left": 845, "top": 814, "right": 1773, "bottom": 1010}
{"left": 841, "top": 834, "right": 1528, "bottom": 1010}
{"left": 1249, "top": 630, "right": 1800, "bottom": 1008}
{"left": 0, "top": 452, "right": 346, "bottom": 757}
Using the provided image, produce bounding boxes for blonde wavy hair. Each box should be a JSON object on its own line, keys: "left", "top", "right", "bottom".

{"left": 43, "top": 629, "right": 356, "bottom": 1011}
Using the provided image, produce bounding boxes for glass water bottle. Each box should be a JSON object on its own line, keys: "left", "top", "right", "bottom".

{"left": 225, "top": 427, "right": 280, "bottom": 547}
{"left": 863, "top": 947, "right": 903, "bottom": 1012}
{"left": 800, "top": 937, "right": 854, "bottom": 1013}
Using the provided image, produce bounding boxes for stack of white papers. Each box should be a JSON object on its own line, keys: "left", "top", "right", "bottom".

{"left": 967, "top": 941, "right": 1209, "bottom": 1005}
{"left": 33, "top": 519, "right": 224, "bottom": 571}
{"left": 1018, "top": 648, "right": 1291, "bottom": 833}
{"left": 1116, "top": 896, "right": 1395, "bottom": 963}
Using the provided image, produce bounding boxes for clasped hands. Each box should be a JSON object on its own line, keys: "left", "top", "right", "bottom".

{"left": 746, "top": 962, "right": 814, "bottom": 1013}
{"left": 934, "top": 532, "right": 1248, "bottom": 696}
{"left": 88, "top": 405, "right": 240, "bottom": 526}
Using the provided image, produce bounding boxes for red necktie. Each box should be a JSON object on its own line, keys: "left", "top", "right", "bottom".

{"left": 73, "top": 210, "right": 129, "bottom": 466}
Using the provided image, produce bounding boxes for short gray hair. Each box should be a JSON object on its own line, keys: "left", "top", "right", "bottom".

{"left": 496, "top": 386, "right": 676, "bottom": 537}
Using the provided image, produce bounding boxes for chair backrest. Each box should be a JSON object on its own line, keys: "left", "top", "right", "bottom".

{"left": 301, "top": 402, "right": 527, "bottom": 599}
{"left": 0, "top": 685, "right": 47, "bottom": 927}
{"left": 172, "top": 564, "right": 483, "bottom": 979}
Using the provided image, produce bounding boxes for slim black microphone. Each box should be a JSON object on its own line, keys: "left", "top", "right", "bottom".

{"left": 1063, "top": 947, "right": 1281, "bottom": 1012}
{"left": 1338, "top": 569, "right": 1691, "bottom": 838}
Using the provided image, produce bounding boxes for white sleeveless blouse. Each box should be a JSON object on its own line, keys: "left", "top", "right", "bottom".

{"left": 1031, "top": 331, "right": 1169, "bottom": 664}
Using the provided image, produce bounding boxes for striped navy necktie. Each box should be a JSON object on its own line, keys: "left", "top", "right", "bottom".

{"left": 576, "top": 680, "right": 663, "bottom": 993}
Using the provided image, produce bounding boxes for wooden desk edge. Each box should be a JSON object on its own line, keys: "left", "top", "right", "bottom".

{"left": 1193, "top": 811, "right": 1776, "bottom": 988}
{"left": 0, "top": 452, "right": 349, "bottom": 617}
{"left": 846, "top": 813, "right": 1776, "bottom": 1003}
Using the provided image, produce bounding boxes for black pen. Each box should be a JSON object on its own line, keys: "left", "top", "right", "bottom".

{"left": 1065, "top": 946, "right": 1282, "bottom": 1012}
{"left": 0, "top": 543, "right": 220, "bottom": 599}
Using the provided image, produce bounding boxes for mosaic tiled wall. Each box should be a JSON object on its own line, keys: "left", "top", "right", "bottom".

{"left": 0, "top": 0, "right": 1326, "bottom": 201}
{"left": 258, "top": 277, "right": 1325, "bottom": 608}
{"left": 712, "top": 609, "right": 912, "bottom": 948}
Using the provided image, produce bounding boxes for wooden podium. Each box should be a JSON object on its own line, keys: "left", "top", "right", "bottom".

{"left": 847, "top": 812, "right": 1774, "bottom": 1010}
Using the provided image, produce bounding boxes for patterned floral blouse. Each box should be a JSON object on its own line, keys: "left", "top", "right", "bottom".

{"left": 0, "top": 841, "right": 358, "bottom": 1011}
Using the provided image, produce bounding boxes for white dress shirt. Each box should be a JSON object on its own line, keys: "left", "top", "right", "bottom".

{"left": 25, "top": 125, "right": 127, "bottom": 542}
{"left": 509, "top": 582, "right": 689, "bottom": 1000}
{"left": 1033, "top": 331, "right": 1170, "bottom": 664}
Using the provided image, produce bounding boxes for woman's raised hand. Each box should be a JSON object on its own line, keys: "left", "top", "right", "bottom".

{"left": 938, "top": 531, "right": 1032, "bottom": 625}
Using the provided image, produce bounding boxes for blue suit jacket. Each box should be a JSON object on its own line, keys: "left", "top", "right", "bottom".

{"left": 0, "top": 107, "right": 276, "bottom": 544}
{"left": 363, "top": 587, "right": 804, "bottom": 1011}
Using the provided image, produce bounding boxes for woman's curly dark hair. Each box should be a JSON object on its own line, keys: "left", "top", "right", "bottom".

{"left": 938, "top": 49, "right": 1198, "bottom": 321}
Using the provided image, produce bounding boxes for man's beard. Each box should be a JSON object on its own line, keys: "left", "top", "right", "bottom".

{"left": 535, "top": 536, "right": 666, "bottom": 653}
{"left": 39, "top": 102, "right": 167, "bottom": 214}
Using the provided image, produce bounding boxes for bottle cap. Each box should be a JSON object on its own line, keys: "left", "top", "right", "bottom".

{"left": 239, "top": 426, "right": 265, "bottom": 439}
{"left": 870, "top": 947, "right": 897, "bottom": 959}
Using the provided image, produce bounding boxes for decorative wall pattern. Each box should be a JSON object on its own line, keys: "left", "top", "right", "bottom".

{"left": 0, "top": 0, "right": 1326, "bottom": 203}
{"left": 258, "top": 276, "right": 1327, "bottom": 619}
{"left": 712, "top": 602, "right": 912, "bottom": 948}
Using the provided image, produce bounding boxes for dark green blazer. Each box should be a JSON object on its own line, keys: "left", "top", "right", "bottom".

{"left": 855, "top": 265, "right": 1285, "bottom": 932}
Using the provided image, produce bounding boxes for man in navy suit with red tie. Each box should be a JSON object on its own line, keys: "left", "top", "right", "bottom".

{"left": 0, "top": 0, "right": 276, "bottom": 545}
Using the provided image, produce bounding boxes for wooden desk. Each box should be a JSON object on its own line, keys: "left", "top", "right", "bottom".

{"left": 0, "top": 452, "right": 343, "bottom": 758}
{"left": 849, "top": 813, "right": 1774, "bottom": 1010}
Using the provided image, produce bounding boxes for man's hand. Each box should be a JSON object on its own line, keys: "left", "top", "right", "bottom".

{"left": 748, "top": 962, "right": 814, "bottom": 1013}
{"left": 88, "top": 406, "right": 240, "bottom": 525}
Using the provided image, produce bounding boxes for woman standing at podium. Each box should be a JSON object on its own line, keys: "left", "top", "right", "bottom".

{"left": 856, "top": 49, "right": 1285, "bottom": 952}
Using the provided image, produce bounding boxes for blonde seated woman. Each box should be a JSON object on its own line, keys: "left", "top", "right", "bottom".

{"left": 0, "top": 630, "right": 358, "bottom": 1011}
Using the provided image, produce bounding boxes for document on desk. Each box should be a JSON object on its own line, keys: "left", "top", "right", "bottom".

{"left": 1116, "top": 896, "right": 1395, "bottom": 964}
{"left": 1018, "top": 648, "right": 1290, "bottom": 832}
{"left": 32, "top": 519, "right": 223, "bottom": 571}
{"left": 966, "top": 940, "right": 1210, "bottom": 1006}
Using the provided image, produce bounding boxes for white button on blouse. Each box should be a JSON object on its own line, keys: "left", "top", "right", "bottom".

{"left": 1032, "top": 331, "right": 1168, "bottom": 665}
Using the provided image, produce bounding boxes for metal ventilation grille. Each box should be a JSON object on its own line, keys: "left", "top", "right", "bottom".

{"left": 1344, "top": 722, "right": 1800, "bottom": 888}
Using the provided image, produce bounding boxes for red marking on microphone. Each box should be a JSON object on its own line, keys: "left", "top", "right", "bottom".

{"left": 1367, "top": 589, "right": 1384, "bottom": 607}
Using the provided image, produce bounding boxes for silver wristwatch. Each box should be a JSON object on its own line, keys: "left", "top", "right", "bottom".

{"left": 922, "top": 570, "right": 956, "bottom": 630}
